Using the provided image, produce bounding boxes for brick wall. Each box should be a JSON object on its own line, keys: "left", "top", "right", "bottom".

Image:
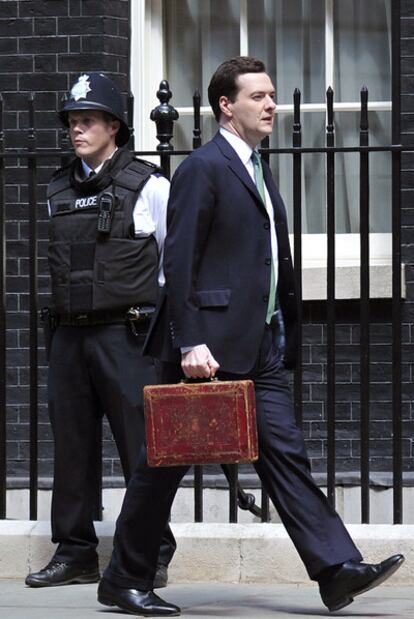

{"left": 2, "top": 1, "right": 414, "bottom": 487}
{"left": 300, "top": 303, "right": 413, "bottom": 475}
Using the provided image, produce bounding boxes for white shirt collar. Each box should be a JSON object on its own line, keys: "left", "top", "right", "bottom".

{"left": 219, "top": 127, "right": 255, "bottom": 167}
{"left": 81, "top": 147, "right": 118, "bottom": 177}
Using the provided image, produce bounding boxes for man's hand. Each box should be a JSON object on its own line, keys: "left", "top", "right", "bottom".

{"left": 181, "top": 344, "right": 220, "bottom": 379}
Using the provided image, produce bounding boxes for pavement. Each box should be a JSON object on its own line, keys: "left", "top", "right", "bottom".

{"left": 0, "top": 580, "right": 413, "bottom": 619}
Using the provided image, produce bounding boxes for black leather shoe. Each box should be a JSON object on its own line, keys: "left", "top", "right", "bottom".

{"left": 97, "top": 577, "right": 180, "bottom": 616}
{"left": 319, "top": 554, "right": 405, "bottom": 612}
{"left": 25, "top": 559, "right": 100, "bottom": 587}
{"left": 154, "top": 564, "right": 168, "bottom": 589}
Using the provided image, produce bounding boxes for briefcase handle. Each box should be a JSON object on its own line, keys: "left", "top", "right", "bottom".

{"left": 180, "top": 377, "right": 219, "bottom": 384}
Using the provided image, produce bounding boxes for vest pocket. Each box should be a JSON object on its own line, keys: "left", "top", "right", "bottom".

{"left": 69, "top": 284, "right": 93, "bottom": 313}
{"left": 71, "top": 242, "right": 95, "bottom": 270}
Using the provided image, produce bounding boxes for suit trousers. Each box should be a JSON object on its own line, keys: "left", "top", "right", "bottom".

{"left": 104, "top": 322, "right": 362, "bottom": 589}
{"left": 48, "top": 322, "right": 176, "bottom": 568}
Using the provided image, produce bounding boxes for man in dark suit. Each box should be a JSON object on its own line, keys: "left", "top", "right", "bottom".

{"left": 97, "top": 57, "right": 403, "bottom": 617}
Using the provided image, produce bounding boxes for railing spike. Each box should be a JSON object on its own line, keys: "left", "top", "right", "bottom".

{"left": 193, "top": 89, "right": 202, "bottom": 149}
{"left": 127, "top": 90, "right": 135, "bottom": 150}
{"left": 360, "top": 85, "right": 369, "bottom": 133}
{"left": 150, "top": 80, "right": 179, "bottom": 152}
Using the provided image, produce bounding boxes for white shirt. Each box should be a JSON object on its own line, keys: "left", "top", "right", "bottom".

{"left": 219, "top": 127, "right": 279, "bottom": 293}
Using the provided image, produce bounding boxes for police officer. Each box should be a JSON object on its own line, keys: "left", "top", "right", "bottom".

{"left": 25, "top": 73, "right": 176, "bottom": 588}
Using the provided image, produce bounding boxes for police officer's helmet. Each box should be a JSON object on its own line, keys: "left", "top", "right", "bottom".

{"left": 59, "top": 73, "right": 130, "bottom": 147}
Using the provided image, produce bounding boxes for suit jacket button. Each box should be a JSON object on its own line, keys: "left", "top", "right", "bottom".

{"left": 263, "top": 294, "right": 269, "bottom": 302}
{"left": 263, "top": 222, "right": 270, "bottom": 229}
{"left": 265, "top": 258, "right": 271, "bottom": 265}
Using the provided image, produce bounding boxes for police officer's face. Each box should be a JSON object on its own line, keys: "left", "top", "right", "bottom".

{"left": 218, "top": 72, "right": 276, "bottom": 148}
{"left": 68, "top": 110, "right": 120, "bottom": 168}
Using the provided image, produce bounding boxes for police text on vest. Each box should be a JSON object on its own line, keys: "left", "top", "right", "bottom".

{"left": 75, "top": 196, "right": 98, "bottom": 209}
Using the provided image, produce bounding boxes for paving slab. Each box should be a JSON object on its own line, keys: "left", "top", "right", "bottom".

{"left": 0, "top": 580, "right": 413, "bottom": 619}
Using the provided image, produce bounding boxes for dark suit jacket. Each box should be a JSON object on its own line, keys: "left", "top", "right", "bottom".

{"left": 144, "top": 131, "right": 298, "bottom": 373}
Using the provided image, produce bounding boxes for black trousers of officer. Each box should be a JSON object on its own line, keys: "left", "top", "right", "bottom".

{"left": 103, "top": 321, "right": 362, "bottom": 590}
{"left": 48, "top": 322, "right": 176, "bottom": 568}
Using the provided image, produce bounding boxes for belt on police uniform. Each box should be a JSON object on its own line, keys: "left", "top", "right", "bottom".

{"left": 58, "top": 306, "right": 155, "bottom": 327}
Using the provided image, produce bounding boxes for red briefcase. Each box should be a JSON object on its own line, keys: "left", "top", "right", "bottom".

{"left": 144, "top": 379, "right": 258, "bottom": 467}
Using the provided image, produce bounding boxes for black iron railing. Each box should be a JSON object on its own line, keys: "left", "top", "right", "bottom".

{"left": 0, "top": 75, "right": 409, "bottom": 525}
{"left": 0, "top": 94, "right": 6, "bottom": 520}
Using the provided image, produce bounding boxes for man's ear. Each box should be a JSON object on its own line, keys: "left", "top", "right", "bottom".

{"left": 219, "top": 96, "right": 233, "bottom": 119}
{"left": 109, "top": 119, "right": 121, "bottom": 138}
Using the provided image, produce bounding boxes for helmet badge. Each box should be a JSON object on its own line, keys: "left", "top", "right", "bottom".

{"left": 70, "top": 74, "right": 92, "bottom": 101}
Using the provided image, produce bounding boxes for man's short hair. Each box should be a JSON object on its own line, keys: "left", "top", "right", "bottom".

{"left": 208, "top": 56, "right": 266, "bottom": 122}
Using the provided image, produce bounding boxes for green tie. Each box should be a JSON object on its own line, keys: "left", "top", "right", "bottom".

{"left": 251, "top": 151, "right": 276, "bottom": 324}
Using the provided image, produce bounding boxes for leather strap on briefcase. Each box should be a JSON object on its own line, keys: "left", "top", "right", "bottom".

{"left": 144, "top": 379, "right": 258, "bottom": 467}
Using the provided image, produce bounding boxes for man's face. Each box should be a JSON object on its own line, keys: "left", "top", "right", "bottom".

{"left": 219, "top": 72, "right": 276, "bottom": 148}
{"left": 67, "top": 110, "right": 120, "bottom": 168}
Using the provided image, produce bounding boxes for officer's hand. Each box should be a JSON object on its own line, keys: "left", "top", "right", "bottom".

{"left": 181, "top": 345, "right": 220, "bottom": 379}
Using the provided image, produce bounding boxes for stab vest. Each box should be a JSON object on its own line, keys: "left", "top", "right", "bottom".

{"left": 47, "top": 148, "right": 160, "bottom": 315}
